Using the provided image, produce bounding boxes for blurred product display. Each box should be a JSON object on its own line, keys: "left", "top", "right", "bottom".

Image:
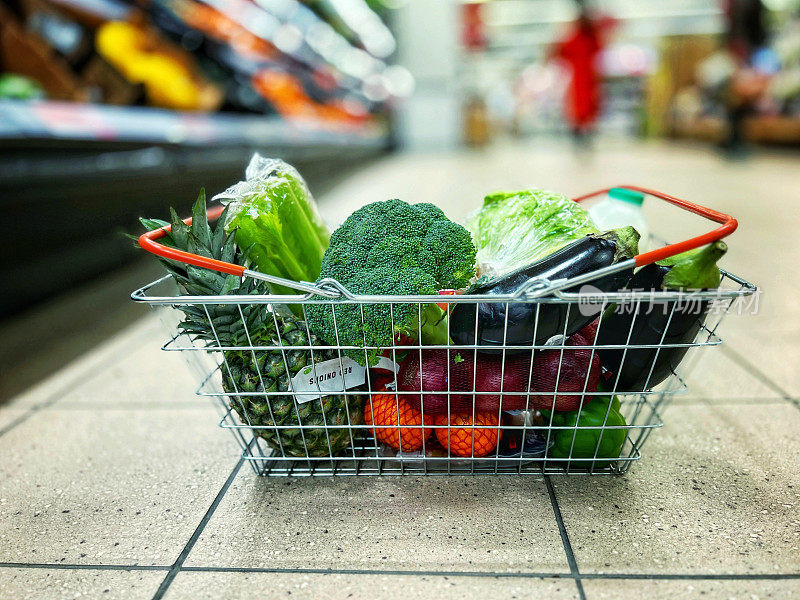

{"left": 0, "top": 0, "right": 408, "bottom": 137}
{"left": 95, "top": 20, "right": 223, "bottom": 110}
{"left": 0, "top": 73, "right": 46, "bottom": 99}
{"left": 453, "top": 0, "right": 800, "bottom": 147}
{"left": 0, "top": 0, "right": 404, "bottom": 316}
{"left": 659, "top": 6, "right": 800, "bottom": 146}
{"left": 463, "top": 94, "right": 490, "bottom": 146}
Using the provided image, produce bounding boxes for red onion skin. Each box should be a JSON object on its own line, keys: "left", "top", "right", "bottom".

{"left": 397, "top": 350, "right": 532, "bottom": 415}
{"left": 531, "top": 333, "right": 600, "bottom": 412}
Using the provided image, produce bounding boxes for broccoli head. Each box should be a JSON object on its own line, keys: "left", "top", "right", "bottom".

{"left": 305, "top": 199, "right": 476, "bottom": 364}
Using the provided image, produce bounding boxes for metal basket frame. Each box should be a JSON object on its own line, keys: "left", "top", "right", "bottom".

{"left": 132, "top": 267, "right": 755, "bottom": 476}
{"left": 132, "top": 185, "right": 756, "bottom": 476}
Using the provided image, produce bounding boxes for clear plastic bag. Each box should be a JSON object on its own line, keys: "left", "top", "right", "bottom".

{"left": 466, "top": 189, "right": 598, "bottom": 279}
{"left": 212, "top": 154, "right": 330, "bottom": 296}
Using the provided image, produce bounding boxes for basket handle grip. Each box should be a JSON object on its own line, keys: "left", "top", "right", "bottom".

{"left": 138, "top": 205, "right": 339, "bottom": 296}
{"left": 573, "top": 185, "right": 738, "bottom": 267}
{"left": 138, "top": 204, "right": 245, "bottom": 276}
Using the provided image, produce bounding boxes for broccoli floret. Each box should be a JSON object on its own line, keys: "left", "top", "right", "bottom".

{"left": 422, "top": 220, "right": 476, "bottom": 289}
{"left": 366, "top": 237, "right": 424, "bottom": 271}
{"left": 306, "top": 199, "right": 476, "bottom": 364}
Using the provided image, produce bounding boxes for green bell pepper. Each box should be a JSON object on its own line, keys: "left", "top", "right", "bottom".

{"left": 545, "top": 396, "right": 628, "bottom": 464}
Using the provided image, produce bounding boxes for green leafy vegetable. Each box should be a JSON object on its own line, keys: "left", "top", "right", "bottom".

{"left": 217, "top": 155, "right": 330, "bottom": 298}
{"left": 467, "top": 189, "right": 599, "bottom": 278}
{"left": 305, "top": 199, "right": 476, "bottom": 365}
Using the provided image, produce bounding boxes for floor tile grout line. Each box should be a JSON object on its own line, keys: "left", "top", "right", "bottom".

{"left": 0, "top": 563, "right": 169, "bottom": 571}
{"left": 150, "top": 456, "right": 244, "bottom": 600}
{"left": 0, "top": 411, "right": 41, "bottom": 439}
{"left": 719, "top": 345, "right": 800, "bottom": 410}
{"left": 2, "top": 562, "right": 799, "bottom": 581}
{"left": 544, "top": 476, "right": 587, "bottom": 600}
{"left": 0, "top": 348, "right": 129, "bottom": 439}
{"left": 0, "top": 394, "right": 67, "bottom": 439}
{"left": 180, "top": 567, "right": 573, "bottom": 578}
{"left": 180, "top": 567, "right": 800, "bottom": 581}
{"left": 576, "top": 573, "right": 800, "bottom": 580}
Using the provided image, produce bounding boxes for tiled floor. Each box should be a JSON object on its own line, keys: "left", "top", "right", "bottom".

{"left": 1, "top": 140, "right": 799, "bottom": 599}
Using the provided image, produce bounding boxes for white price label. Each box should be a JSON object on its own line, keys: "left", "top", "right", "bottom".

{"left": 290, "top": 356, "right": 398, "bottom": 404}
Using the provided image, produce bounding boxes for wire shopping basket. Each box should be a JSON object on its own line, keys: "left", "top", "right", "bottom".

{"left": 132, "top": 186, "right": 756, "bottom": 476}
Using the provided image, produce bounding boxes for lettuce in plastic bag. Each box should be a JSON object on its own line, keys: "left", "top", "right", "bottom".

{"left": 466, "top": 189, "right": 598, "bottom": 279}
{"left": 214, "top": 154, "right": 330, "bottom": 297}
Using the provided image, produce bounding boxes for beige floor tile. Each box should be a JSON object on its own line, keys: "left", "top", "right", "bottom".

{"left": 0, "top": 568, "right": 164, "bottom": 600}
{"left": 0, "top": 407, "right": 238, "bottom": 565}
{"left": 1, "top": 307, "right": 212, "bottom": 411}
{"left": 553, "top": 403, "right": 800, "bottom": 574}
{"left": 679, "top": 347, "right": 780, "bottom": 401}
{"left": 722, "top": 329, "right": 799, "bottom": 397}
{"left": 164, "top": 571, "right": 580, "bottom": 600}
{"left": 582, "top": 578, "right": 800, "bottom": 599}
{"left": 185, "top": 474, "right": 569, "bottom": 573}
{"left": 3, "top": 317, "right": 163, "bottom": 411}
{"left": 0, "top": 408, "right": 31, "bottom": 433}
{"left": 51, "top": 332, "right": 211, "bottom": 409}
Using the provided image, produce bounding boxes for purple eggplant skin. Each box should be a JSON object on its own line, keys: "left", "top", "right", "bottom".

{"left": 595, "top": 266, "right": 706, "bottom": 391}
{"left": 596, "top": 241, "right": 727, "bottom": 392}
{"left": 449, "top": 228, "right": 638, "bottom": 353}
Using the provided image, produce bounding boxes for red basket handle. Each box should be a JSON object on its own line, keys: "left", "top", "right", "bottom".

{"left": 138, "top": 186, "right": 737, "bottom": 281}
{"left": 138, "top": 204, "right": 245, "bottom": 277}
{"left": 573, "top": 185, "right": 737, "bottom": 267}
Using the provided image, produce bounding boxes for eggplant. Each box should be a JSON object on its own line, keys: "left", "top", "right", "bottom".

{"left": 596, "top": 241, "right": 727, "bottom": 392}
{"left": 449, "top": 227, "right": 639, "bottom": 353}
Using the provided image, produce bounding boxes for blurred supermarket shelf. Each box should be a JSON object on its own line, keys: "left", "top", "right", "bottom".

{"left": 0, "top": 99, "right": 388, "bottom": 150}
{"left": 0, "top": 99, "right": 390, "bottom": 318}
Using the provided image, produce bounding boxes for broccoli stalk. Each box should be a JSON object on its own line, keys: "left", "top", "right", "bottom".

{"left": 400, "top": 303, "right": 450, "bottom": 347}
{"left": 306, "top": 199, "right": 476, "bottom": 365}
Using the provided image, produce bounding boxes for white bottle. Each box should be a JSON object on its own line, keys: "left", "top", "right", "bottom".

{"left": 588, "top": 187, "right": 649, "bottom": 252}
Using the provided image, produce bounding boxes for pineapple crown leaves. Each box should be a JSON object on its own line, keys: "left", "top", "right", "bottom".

{"left": 138, "top": 189, "right": 262, "bottom": 292}
{"left": 138, "top": 189, "right": 275, "bottom": 345}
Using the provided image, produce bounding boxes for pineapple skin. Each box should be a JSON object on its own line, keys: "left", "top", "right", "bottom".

{"left": 221, "top": 315, "right": 365, "bottom": 458}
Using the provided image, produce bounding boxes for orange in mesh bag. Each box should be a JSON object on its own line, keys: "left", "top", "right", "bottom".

{"left": 364, "top": 393, "right": 432, "bottom": 452}
{"left": 434, "top": 412, "right": 502, "bottom": 458}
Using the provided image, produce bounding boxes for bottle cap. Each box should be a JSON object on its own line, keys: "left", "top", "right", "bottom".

{"left": 609, "top": 187, "right": 644, "bottom": 206}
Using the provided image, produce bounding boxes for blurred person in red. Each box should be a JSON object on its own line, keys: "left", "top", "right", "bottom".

{"left": 720, "top": 0, "right": 771, "bottom": 155}
{"left": 553, "top": 3, "right": 612, "bottom": 143}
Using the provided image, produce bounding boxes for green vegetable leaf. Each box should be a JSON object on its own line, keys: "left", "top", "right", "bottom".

{"left": 169, "top": 207, "right": 189, "bottom": 249}
{"left": 660, "top": 242, "right": 726, "bottom": 290}
{"left": 467, "top": 189, "right": 599, "bottom": 278}
{"left": 219, "top": 157, "right": 330, "bottom": 304}
{"left": 190, "top": 190, "right": 211, "bottom": 250}
{"left": 140, "top": 217, "right": 170, "bottom": 231}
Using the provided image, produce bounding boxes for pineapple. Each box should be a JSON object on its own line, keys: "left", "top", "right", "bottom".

{"left": 141, "top": 191, "right": 364, "bottom": 457}
{"left": 222, "top": 317, "right": 363, "bottom": 457}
